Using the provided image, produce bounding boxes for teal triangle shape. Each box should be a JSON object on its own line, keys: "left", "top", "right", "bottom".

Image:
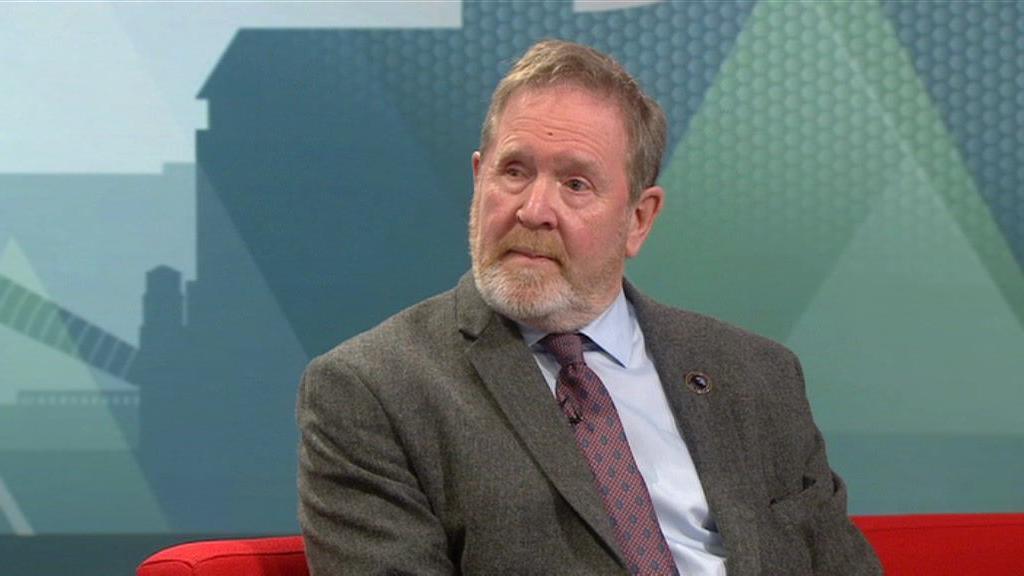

{"left": 629, "top": 0, "right": 1024, "bottom": 342}
{"left": 788, "top": 153, "right": 1024, "bottom": 435}
{"left": 0, "top": 239, "right": 48, "bottom": 296}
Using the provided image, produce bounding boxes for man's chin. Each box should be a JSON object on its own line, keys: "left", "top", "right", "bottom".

{"left": 474, "top": 265, "right": 571, "bottom": 321}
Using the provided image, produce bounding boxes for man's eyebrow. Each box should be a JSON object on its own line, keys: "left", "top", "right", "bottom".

{"left": 491, "top": 146, "right": 605, "bottom": 178}
{"left": 493, "top": 146, "right": 528, "bottom": 164}
{"left": 553, "top": 153, "right": 603, "bottom": 177}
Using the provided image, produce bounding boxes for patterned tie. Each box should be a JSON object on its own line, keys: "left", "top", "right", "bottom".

{"left": 541, "top": 333, "right": 679, "bottom": 576}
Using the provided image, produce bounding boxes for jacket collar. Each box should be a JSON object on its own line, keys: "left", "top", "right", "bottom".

{"left": 456, "top": 272, "right": 762, "bottom": 573}
{"left": 626, "top": 282, "right": 764, "bottom": 574}
{"left": 455, "top": 272, "right": 628, "bottom": 567}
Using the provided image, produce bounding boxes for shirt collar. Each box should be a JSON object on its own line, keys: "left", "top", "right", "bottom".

{"left": 518, "top": 289, "right": 635, "bottom": 368}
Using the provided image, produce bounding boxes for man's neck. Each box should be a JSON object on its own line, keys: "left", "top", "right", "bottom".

{"left": 513, "top": 282, "right": 624, "bottom": 333}
{"left": 516, "top": 288, "right": 625, "bottom": 335}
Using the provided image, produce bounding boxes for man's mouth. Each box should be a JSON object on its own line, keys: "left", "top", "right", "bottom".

{"left": 505, "top": 248, "right": 558, "bottom": 264}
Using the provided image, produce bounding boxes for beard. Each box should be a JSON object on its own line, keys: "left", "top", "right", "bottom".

{"left": 468, "top": 195, "right": 626, "bottom": 332}
{"left": 472, "top": 228, "right": 584, "bottom": 328}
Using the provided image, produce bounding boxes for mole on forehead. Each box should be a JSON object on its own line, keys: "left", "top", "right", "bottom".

{"left": 498, "top": 115, "right": 612, "bottom": 143}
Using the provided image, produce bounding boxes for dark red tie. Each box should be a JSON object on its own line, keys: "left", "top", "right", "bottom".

{"left": 541, "top": 333, "right": 679, "bottom": 576}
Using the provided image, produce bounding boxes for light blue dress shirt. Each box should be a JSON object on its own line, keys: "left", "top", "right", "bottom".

{"left": 518, "top": 290, "right": 728, "bottom": 576}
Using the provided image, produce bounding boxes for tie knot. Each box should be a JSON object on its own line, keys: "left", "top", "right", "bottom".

{"left": 540, "top": 332, "right": 586, "bottom": 368}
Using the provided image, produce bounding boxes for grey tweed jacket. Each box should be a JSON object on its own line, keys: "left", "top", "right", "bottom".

{"left": 298, "top": 273, "right": 882, "bottom": 575}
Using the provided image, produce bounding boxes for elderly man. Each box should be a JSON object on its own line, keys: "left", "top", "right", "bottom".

{"left": 298, "top": 40, "right": 881, "bottom": 575}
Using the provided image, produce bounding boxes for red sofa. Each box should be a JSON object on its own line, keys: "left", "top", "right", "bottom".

{"left": 137, "top": 514, "right": 1024, "bottom": 575}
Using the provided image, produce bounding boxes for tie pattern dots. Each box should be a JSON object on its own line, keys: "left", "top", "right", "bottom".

{"left": 541, "top": 333, "right": 679, "bottom": 576}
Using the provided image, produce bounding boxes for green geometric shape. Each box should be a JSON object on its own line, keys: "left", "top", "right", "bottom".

{"left": 632, "top": 0, "right": 901, "bottom": 339}
{"left": 630, "top": 0, "right": 1024, "bottom": 340}
{"left": 0, "top": 239, "right": 48, "bottom": 296}
{"left": 0, "top": 239, "right": 165, "bottom": 534}
{"left": 0, "top": 327, "right": 135, "bottom": 449}
{"left": 813, "top": 1, "right": 1024, "bottom": 331}
{"left": 627, "top": 0, "right": 1024, "bottom": 513}
{"left": 0, "top": 238, "right": 138, "bottom": 449}
{"left": 789, "top": 154, "right": 1024, "bottom": 435}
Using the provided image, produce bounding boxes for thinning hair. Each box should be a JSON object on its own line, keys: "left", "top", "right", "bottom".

{"left": 479, "top": 39, "right": 667, "bottom": 202}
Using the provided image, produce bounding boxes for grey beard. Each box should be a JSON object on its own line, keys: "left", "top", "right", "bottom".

{"left": 472, "top": 262, "right": 594, "bottom": 333}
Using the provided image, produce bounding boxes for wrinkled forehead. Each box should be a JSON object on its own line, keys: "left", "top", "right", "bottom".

{"left": 492, "top": 82, "right": 631, "bottom": 145}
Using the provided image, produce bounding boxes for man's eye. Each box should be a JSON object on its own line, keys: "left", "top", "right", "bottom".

{"left": 565, "top": 178, "right": 591, "bottom": 192}
{"left": 504, "top": 165, "right": 525, "bottom": 178}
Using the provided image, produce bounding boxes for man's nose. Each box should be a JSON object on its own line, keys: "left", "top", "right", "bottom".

{"left": 515, "top": 177, "right": 558, "bottom": 230}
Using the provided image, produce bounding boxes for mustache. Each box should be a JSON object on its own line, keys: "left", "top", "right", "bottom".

{"left": 494, "top": 229, "right": 566, "bottom": 263}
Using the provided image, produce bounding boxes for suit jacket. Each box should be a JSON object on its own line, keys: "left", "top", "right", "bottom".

{"left": 298, "top": 273, "right": 882, "bottom": 575}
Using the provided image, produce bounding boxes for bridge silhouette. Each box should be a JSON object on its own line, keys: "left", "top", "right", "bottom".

{"left": 0, "top": 273, "right": 137, "bottom": 381}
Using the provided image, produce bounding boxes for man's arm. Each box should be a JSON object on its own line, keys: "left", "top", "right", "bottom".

{"left": 769, "top": 351, "right": 883, "bottom": 575}
{"left": 297, "top": 353, "right": 454, "bottom": 575}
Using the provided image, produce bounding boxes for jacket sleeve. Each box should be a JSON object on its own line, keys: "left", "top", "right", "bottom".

{"left": 297, "top": 353, "right": 455, "bottom": 575}
{"left": 768, "top": 351, "right": 883, "bottom": 575}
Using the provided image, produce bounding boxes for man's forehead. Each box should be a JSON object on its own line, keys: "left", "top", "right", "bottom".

{"left": 502, "top": 83, "right": 621, "bottom": 117}
{"left": 489, "top": 86, "right": 627, "bottom": 158}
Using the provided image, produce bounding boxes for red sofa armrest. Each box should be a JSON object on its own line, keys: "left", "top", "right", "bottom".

{"left": 137, "top": 536, "right": 307, "bottom": 576}
{"left": 853, "top": 513, "right": 1024, "bottom": 575}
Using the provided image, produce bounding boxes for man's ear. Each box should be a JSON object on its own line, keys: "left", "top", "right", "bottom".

{"left": 625, "top": 185, "right": 664, "bottom": 259}
{"left": 472, "top": 151, "right": 482, "bottom": 187}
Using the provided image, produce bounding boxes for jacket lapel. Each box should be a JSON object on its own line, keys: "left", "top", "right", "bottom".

{"left": 455, "top": 274, "right": 627, "bottom": 568}
{"left": 626, "top": 282, "right": 763, "bottom": 575}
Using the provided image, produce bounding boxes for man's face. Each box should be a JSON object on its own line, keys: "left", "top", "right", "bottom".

{"left": 470, "top": 84, "right": 663, "bottom": 332}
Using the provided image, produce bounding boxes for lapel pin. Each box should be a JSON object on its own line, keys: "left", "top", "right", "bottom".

{"left": 684, "top": 371, "right": 712, "bottom": 395}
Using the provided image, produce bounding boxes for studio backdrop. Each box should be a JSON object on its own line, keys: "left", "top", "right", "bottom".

{"left": 2, "top": 1, "right": 1022, "bottom": 574}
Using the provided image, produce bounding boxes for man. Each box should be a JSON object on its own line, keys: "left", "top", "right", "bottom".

{"left": 298, "top": 40, "right": 881, "bottom": 575}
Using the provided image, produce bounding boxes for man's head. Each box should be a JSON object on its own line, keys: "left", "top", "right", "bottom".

{"left": 479, "top": 40, "right": 667, "bottom": 203}
{"left": 470, "top": 40, "right": 668, "bottom": 332}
